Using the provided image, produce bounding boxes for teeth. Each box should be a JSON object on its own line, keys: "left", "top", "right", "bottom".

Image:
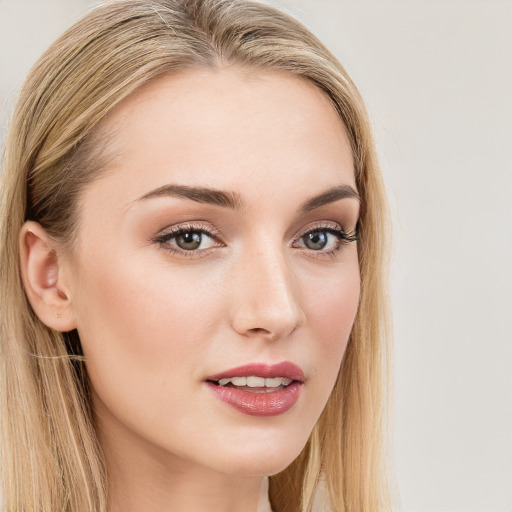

{"left": 247, "top": 376, "right": 265, "bottom": 387}
{"left": 266, "top": 377, "right": 292, "bottom": 387}
{"left": 216, "top": 376, "right": 293, "bottom": 388}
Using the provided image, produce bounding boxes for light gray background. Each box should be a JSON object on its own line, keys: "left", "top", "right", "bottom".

{"left": 1, "top": 1, "right": 511, "bottom": 511}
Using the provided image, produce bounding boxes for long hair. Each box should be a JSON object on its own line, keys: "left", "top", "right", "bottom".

{"left": 0, "top": 1, "right": 394, "bottom": 510}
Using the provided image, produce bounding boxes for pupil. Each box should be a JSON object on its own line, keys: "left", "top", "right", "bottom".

{"left": 177, "top": 232, "right": 202, "bottom": 250}
{"left": 305, "top": 232, "right": 328, "bottom": 250}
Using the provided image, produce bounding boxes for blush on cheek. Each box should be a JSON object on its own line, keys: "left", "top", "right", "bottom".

{"left": 309, "top": 269, "right": 360, "bottom": 371}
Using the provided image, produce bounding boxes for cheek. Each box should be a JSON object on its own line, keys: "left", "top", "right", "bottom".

{"left": 301, "top": 253, "right": 360, "bottom": 387}
{"left": 72, "top": 250, "right": 226, "bottom": 415}
{"left": 306, "top": 255, "right": 360, "bottom": 340}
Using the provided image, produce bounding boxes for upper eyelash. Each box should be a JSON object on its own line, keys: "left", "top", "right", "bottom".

{"left": 155, "top": 224, "right": 218, "bottom": 242}
{"left": 152, "top": 223, "right": 221, "bottom": 253}
{"left": 298, "top": 224, "right": 358, "bottom": 244}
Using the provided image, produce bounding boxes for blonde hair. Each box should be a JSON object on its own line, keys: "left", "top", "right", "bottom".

{"left": 0, "top": 1, "right": 394, "bottom": 510}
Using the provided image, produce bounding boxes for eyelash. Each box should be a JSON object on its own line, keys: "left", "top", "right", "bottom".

{"left": 153, "top": 222, "right": 358, "bottom": 260}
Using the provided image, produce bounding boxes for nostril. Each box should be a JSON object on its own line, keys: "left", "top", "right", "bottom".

{"left": 248, "top": 327, "right": 271, "bottom": 335}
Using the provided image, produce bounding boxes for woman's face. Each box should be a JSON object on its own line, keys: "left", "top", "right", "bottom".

{"left": 64, "top": 68, "right": 360, "bottom": 477}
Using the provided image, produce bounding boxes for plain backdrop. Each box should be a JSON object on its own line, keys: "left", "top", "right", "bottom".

{"left": 1, "top": 1, "right": 511, "bottom": 511}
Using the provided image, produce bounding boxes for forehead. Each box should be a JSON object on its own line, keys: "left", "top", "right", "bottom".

{"left": 87, "top": 67, "right": 356, "bottom": 208}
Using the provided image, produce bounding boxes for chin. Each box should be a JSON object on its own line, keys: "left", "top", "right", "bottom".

{"left": 200, "top": 432, "right": 309, "bottom": 477}
{"left": 215, "top": 456, "right": 297, "bottom": 477}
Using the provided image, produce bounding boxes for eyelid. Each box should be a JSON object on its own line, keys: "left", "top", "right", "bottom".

{"left": 294, "top": 220, "right": 353, "bottom": 241}
{"left": 155, "top": 221, "right": 222, "bottom": 241}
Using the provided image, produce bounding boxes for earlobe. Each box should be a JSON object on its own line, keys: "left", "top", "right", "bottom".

{"left": 19, "top": 221, "right": 77, "bottom": 332}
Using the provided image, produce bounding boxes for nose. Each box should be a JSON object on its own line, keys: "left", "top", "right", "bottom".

{"left": 229, "top": 247, "right": 306, "bottom": 341}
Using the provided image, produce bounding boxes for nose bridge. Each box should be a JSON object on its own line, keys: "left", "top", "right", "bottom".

{"left": 230, "top": 241, "right": 304, "bottom": 339}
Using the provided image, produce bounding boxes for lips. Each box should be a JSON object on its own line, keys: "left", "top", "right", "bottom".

{"left": 205, "top": 361, "right": 304, "bottom": 417}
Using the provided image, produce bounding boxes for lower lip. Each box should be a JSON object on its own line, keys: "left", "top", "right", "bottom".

{"left": 206, "top": 382, "right": 302, "bottom": 417}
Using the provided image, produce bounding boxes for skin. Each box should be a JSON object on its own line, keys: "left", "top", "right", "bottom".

{"left": 20, "top": 68, "right": 360, "bottom": 512}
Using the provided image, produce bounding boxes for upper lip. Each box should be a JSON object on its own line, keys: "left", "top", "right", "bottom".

{"left": 206, "top": 361, "right": 305, "bottom": 383}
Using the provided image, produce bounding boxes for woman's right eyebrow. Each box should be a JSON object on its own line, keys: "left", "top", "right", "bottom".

{"left": 135, "top": 183, "right": 360, "bottom": 212}
{"left": 136, "top": 184, "right": 244, "bottom": 209}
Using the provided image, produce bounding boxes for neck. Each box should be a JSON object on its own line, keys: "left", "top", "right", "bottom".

{"left": 108, "top": 465, "right": 270, "bottom": 512}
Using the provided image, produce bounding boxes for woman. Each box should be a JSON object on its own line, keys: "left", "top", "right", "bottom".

{"left": 0, "top": 1, "right": 394, "bottom": 511}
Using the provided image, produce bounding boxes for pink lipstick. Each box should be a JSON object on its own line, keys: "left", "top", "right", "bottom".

{"left": 205, "top": 362, "right": 304, "bottom": 417}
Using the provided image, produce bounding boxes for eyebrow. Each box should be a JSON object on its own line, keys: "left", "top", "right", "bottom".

{"left": 297, "top": 185, "right": 360, "bottom": 213}
{"left": 138, "top": 184, "right": 244, "bottom": 209}
{"left": 137, "top": 183, "right": 360, "bottom": 213}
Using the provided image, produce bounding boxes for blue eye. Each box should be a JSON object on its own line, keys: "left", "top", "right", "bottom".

{"left": 303, "top": 231, "right": 330, "bottom": 250}
{"left": 296, "top": 226, "right": 357, "bottom": 253}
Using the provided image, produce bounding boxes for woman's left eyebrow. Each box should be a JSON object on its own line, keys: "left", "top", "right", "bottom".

{"left": 134, "top": 183, "right": 360, "bottom": 211}
{"left": 297, "top": 185, "right": 360, "bottom": 213}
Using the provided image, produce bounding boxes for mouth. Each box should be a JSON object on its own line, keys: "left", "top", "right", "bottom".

{"left": 207, "top": 376, "right": 295, "bottom": 394}
{"left": 205, "top": 362, "right": 304, "bottom": 416}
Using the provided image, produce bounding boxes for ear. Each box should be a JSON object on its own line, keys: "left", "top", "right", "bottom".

{"left": 19, "top": 221, "right": 77, "bottom": 332}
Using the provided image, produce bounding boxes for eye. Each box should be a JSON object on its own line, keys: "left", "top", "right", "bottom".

{"left": 154, "top": 224, "right": 220, "bottom": 255}
{"left": 294, "top": 224, "right": 357, "bottom": 254}
{"left": 302, "top": 231, "right": 334, "bottom": 251}
{"left": 172, "top": 230, "right": 214, "bottom": 251}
